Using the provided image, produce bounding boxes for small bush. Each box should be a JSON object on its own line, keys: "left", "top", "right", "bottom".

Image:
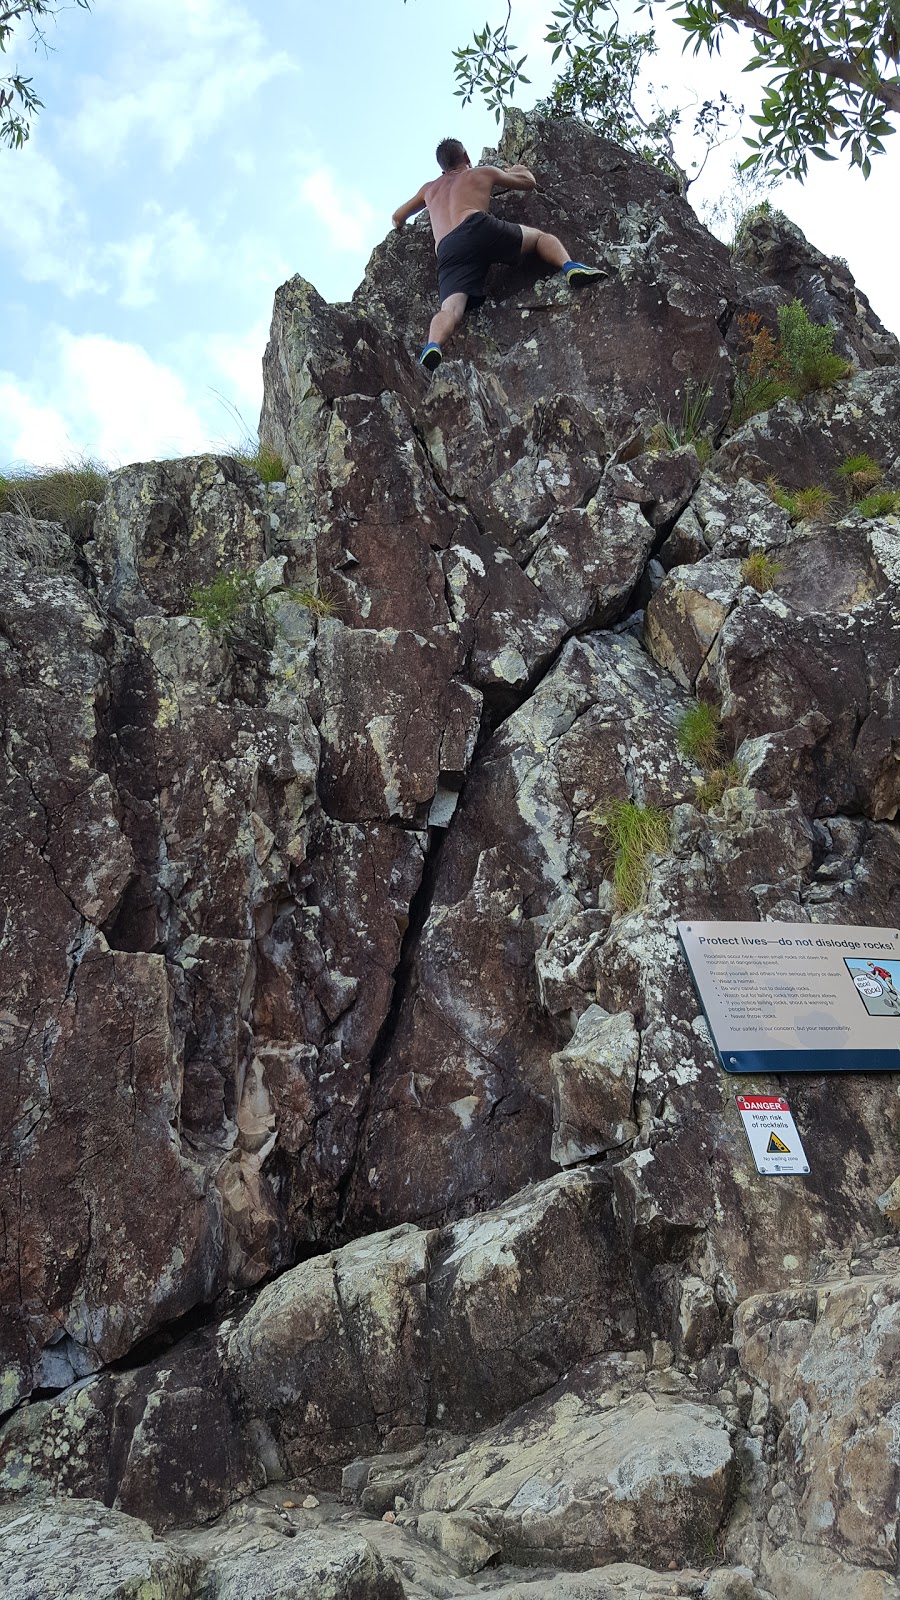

{"left": 0, "top": 456, "right": 108, "bottom": 538}
{"left": 189, "top": 569, "right": 263, "bottom": 632}
{"left": 835, "top": 453, "right": 882, "bottom": 499}
{"left": 776, "top": 300, "right": 850, "bottom": 397}
{"left": 741, "top": 551, "right": 782, "bottom": 592}
{"left": 592, "top": 799, "right": 671, "bottom": 913}
{"left": 731, "top": 313, "right": 790, "bottom": 425}
{"left": 733, "top": 198, "right": 775, "bottom": 248}
{"left": 731, "top": 302, "right": 851, "bottom": 427}
{"left": 695, "top": 760, "right": 743, "bottom": 812}
{"left": 855, "top": 490, "right": 900, "bottom": 519}
{"left": 677, "top": 701, "right": 723, "bottom": 769}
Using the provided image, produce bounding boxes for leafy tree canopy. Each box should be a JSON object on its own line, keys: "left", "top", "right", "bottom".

{"left": 1, "top": 1, "right": 91, "bottom": 150}
{"left": 442, "top": 0, "right": 900, "bottom": 179}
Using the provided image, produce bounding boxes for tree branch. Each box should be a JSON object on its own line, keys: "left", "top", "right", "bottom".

{"left": 715, "top": 0, "right": 900, "bottom": 111}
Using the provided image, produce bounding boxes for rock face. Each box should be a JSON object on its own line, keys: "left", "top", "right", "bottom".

{"left": 2, "top": 110, "right": 900, "bottom": 1599}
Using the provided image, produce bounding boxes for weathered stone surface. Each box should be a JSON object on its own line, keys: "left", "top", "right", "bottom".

{"left": 550, "top": 1005, "right": 639, "bottom": 1165}
{"left": 525, "top": 494, "right": 656, "bottom": 630}
{"left": 413, "top": 1355, "right": 736, "bottom": 1572}
{"left": 351, "top": 631, "right": 698, "bottom": 1230}
{"left": 87, "top": 456, "right": 270, "bottom": 624}
{"left": 713, "top": 368, "right": 900, "bottom": 492}
{"left": 0, "top": 1498, "right": 200, "bottom": 1599}
{"left": 0, "top": 1170, "right": 634, "bottom": 1526}
{"left": 645, "top": 556, "right": 743, "bottom": 687}
{"left": 194, "top": 1527, "right": 405, "bottom": 1600}
{"left": 734, "top": 1252, "right": 900, "bottom": 1577}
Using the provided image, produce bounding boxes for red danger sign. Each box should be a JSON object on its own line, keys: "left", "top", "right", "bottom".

{"left": 736, "top": 1095, "right": 789, "bottom": 1113}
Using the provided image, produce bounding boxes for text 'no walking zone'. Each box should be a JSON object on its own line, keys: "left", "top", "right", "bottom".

{"left": 736, "top": 1095, "right": 810, "bottom": 1176}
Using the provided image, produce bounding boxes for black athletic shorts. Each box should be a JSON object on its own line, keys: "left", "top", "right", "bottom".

{"left": 436, "top": 211, "right": 524, "bottom": 306}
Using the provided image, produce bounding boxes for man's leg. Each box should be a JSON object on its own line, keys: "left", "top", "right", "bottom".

{"left": 426, "top": 293, "right": 468, "bottom": 350}
{"left": 520, "top": 225, "right": 603, "bottom": 284}
{"left": 520, "top": 225, "right": 568, "bottom": 269}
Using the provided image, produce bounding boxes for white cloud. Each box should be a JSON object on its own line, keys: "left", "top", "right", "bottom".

{"left": 299, "top": 167, "right": 379, "bottom": 255}
{"left": 0, "top": 147, "right": 104, "bottom": 295}
{"left": 106, "top": 207, "right": 212, "bottom": 308}
{"left": 0, "top": 332, "right": 216, "bottom": 469}
{"left": 71, "top": 0, "right": 296, "bottom": 168}
{"left": 0, "top": 380, "right": 74, "bottom": 469}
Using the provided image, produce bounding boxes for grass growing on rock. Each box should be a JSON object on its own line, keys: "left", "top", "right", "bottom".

{"left": 232, "top": 443, "right": 287, "bottom": 484}
{"left": 190, "top": 569, "right": 338, "bottom": 636}
{"left": 741, "top": 551, "right": 782, "bottom": 592}
{"left": 592, "top": 799, "right": 671, "bottom": 913}
{"left": 695, "top": 760, "right": 744, "bottom": 812}
{"left": 283, "top": 586, "right": 338, "bottom": 619}
{"left": 189, "top": 569, "right": 263, "bottom": 632}
{"left": 677, "top": 701, "right": 723, "bottom": 768}
{"left": 0, "top": 456, "right": 108, "bottom": 538}
{"left": 835, "top": 453, "right": 882, "bottom": 499}
{"left": 767, "top": 481, "right": 835, "bottom": 521}
{"left": 855, "top": 489, "right": 900, "bottom": 519}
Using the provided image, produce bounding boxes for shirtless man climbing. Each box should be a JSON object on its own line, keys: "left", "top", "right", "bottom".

{"left": 391, "top": 137, "right": 603, "bottom": 372}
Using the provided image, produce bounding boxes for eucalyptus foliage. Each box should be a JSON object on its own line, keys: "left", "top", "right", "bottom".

{"left": 432, "top": 0, "right": 900, "bottom": 179}
{"left": 1, "top": 1, "right": 91, "bottom": 149}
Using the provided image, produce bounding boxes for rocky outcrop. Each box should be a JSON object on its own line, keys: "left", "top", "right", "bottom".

{"left": 2, "top": 110, "right": 900, "bottom": 1599}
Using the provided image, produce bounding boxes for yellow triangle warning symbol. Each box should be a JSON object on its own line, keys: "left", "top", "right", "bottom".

{"left": 767, "top": 1132, "right": 790, "bottom": 1154}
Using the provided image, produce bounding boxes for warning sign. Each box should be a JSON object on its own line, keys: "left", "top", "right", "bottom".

{"left": 736, "top": 1094, "right": 809, "bottom": 1176}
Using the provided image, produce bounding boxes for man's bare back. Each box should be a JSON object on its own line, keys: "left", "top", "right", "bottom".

{"left": 421, "top": 165, "right": 532, "bottom": 249}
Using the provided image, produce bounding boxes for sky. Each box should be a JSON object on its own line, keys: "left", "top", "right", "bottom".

{"left": 1, "top": 0, "right": 898, "bottom": 471}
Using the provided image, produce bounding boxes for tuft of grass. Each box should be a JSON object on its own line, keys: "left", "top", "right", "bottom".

{"left": 233, "top": 442, "right": 287, "bottom": 484}
{"left": 835, "top": 453, "right": 882, "bottom": 499}
{"left": 282, "top": 585, "right": 338, "bottom": 619}
{"left": 592, "top": 799, "right": 671, "bottom": 913}
{"left": 695, "top": 760, "right": 743, "bottom": 812}
{"left": 855, "top": 490, "right": 900, "bottom": 519}
{"left": 189, "top": 569, "right": 263, "bottom": 633}
{"left": 767, "top": 479, "right": 834, "bottom": 521}
{"left": 741, "top": 550, "right": 782, "bottom": 592}
{"left": 0, "top": 456, "right": 108, "bottom": 538}
{"left": 791, "top": 486, "right": 835, "bottom": 521}
{"left": 190, "top": 570, "right": 338, "bottom": 640}
{"left": 677, "top": 701, "right": 723, "bottom": 769}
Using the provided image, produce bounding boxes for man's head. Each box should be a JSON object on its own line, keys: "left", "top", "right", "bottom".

{"left": 436, "top": 137, "right": 469, "bottom": 172}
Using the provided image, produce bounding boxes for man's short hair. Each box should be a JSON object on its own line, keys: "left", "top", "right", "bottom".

{"left": 436, "top": 137, "right": 467, "bottom": 171}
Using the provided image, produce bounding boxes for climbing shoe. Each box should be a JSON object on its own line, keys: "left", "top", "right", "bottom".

{"left": 419, "top": 342, "right": 443, "bottom": 372}
{"left": 562, "top": 261, "right": 604, "bottom": 286}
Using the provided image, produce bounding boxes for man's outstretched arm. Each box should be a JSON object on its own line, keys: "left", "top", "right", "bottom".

{"left": 392, "top": 187, "right": 427, "bottom": 228}
{"left": 487, "top": 164, "right": 537, "bottom": 192}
